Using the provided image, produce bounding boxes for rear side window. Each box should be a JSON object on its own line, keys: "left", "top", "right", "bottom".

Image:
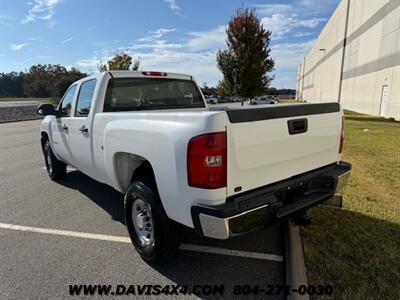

{"left": 75, "top": 79, "right": 97, "bottom": 117}
{"left": 104, "top": 78, "right": 205, "bottom": 112}
{"left": 60, "top": 85, "right": 77, "bottom": 117}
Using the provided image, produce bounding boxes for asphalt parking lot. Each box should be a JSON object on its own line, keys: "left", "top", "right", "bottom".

{"left": 0, "top": 119, "right": 285, "bottom": 299}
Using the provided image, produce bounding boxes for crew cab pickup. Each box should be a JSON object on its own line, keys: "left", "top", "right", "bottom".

{"left": 38, "top": 71, "right": 351, "bottom": 263}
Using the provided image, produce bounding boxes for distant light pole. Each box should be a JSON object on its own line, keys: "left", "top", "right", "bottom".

{"left": 300, "top": 56, "right": 306, "bottom": 101}
{"left": 338, "top": 0, "right": 351, "bottom": 103}
{"left": 319, "top": 48, "right": 327, "bottom": 102}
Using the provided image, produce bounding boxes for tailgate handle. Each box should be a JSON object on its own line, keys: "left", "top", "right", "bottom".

{"left": 288, "top": 118, "right": 308, "bottom": 135}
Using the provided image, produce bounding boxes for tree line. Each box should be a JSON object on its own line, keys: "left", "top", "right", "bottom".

{"left": 0, "top": 52, "right": 140, "bottom": 100}
{"left": 201, "top": 82, "right": 295, "bottom": 97}
{"left": 0, "top": 65, "right": 87, "bottom": 99}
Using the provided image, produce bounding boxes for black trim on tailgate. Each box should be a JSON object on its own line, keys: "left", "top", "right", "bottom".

{"left": 191, "top": 161, "right": 351, "bottom": 235}
{"left": 225, "top": 103, "right": 340, "bottom": 123}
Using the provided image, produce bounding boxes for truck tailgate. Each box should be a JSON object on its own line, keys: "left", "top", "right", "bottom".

{"left": 225, "top": 103, "right": 342, "bottom": 196}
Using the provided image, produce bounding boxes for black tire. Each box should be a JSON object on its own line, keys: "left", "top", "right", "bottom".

{"left": 124, "top": 179, "right": 181, "bottom": 263}
{"left": 43, "top": 140, "right": 66, "bottom": 181}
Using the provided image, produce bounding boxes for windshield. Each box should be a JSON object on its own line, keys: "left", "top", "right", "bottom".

{"left": 104, "top": 77, "right": 205, "bottom": 112}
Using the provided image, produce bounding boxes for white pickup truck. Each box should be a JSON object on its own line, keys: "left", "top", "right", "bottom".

{"left": 38, "top": 71, "right": 351, "bottom": 263}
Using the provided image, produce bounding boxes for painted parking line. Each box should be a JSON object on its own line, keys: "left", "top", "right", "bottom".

{"left": 0, "top": 222, "right": 283, "bottom": 262}
{"left": 0, "top": 222, "right": 131, "bottom": 243}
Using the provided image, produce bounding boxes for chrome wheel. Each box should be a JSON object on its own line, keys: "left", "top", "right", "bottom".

{"left": 132, "top": 198, "right": 154, "bottom": 246}
{"left": 46, "top": 151, "right": 53, "bottom": 174}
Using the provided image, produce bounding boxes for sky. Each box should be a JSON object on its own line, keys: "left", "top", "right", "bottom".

{"left": 0, "top": 0, "right": 339, "bottom": 89}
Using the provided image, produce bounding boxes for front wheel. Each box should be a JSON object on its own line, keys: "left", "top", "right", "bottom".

{"left": 43, "top": 140, "right": 66, "bottom": 180}
{"left": 124, "top": 179, "right": 181, "bottom": 263}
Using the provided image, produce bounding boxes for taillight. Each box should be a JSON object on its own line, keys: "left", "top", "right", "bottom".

{"left": 187, "top": 132, "right": 227, "bottom": 189}
{"left": 141, "top": 71, "right": 167, "bottom": 76}
{"left": 339, "top": 116, "right": 345, "bottom": 153}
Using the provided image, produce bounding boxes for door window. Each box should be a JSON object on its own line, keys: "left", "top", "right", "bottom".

{"left": 75, "top": 79, "right": 97, "bottom": 117}
{"left": 60, "top": 85, "right": 77, "bottom": 117}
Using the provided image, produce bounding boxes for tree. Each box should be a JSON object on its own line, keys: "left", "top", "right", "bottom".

{"left": 23, "top": 64, "right": 86, "bottom": 99}
{"left": 265, "top": 87, "right": 278, "bottom": 95}
{"left": 98, "top": 52, "right": 140, "bottom": 71}
{"left": 200, "top": 82, "right": 218, "bottom": 96}
{"left": 50, "top": 67, "right": 87, "bottom": 99}
{"left": 98, "top": 61, "right": 108, "bottom": 72}
{"left": 0, "top": 64, "right": 86, "bottom": 100}
{"left": 216, "top": 80, "right": 231, "bottom": 97}
{"left": 0, "top": 72, "right": 25, "bottom": 97}
{"left": 217, "top": 8, "right": 274, "bottom": 100}
{"left": 216, "top": 51, "right": 236, "bottom": 95}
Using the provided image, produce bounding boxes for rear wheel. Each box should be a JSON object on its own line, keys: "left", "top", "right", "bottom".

{"left": 43, "top": 140, "right": 66, "bottom": 180}
{"left": 124, "top": 179, "right": 181, "bottom": 263}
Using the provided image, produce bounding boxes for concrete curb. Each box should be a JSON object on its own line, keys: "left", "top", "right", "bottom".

{"left": 0, "top": 105, "right": 42, "bottom": 123}
{"left": 0, "top": 117, "right": 42, "bottom": 124}
{"left": 285, "top": 221, "right": 310, "bottom": 300}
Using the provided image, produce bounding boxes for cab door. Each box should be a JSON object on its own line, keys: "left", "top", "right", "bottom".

{"left": 68, "top": 79, "right": 97, "bottom": 177}
{"left": 51, "top": 85, "right": 77, "bottom": 164}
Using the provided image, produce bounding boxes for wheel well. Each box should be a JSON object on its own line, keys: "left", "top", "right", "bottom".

{"left": 41, "top": 132, "right": 49, "bottom": 153}
{"left": 113, "top": 152, "right": 156, "bottom": 192}
{"left": 132, "top": 161, "right": 155, "bottom": 182}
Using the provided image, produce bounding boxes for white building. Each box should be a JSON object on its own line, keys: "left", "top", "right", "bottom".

{"left": 296, "top": 0, "right": 400, "bottom": 121}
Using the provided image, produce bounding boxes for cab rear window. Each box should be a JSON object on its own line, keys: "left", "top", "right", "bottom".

{"left": 104, "top": 78, "right": 205, "bottom": 112}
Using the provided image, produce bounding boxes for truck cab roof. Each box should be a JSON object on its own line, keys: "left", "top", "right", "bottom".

{"left": 105, "top": 70, "right": 193, "bottom": 81}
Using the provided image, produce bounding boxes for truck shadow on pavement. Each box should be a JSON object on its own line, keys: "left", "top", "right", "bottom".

{"left": 57, "top": 169, "right": 283, "bottom": 252}
{"left": 57, "top": 169, "right": 126, "bottom": 224}
{"left": 56, "top": 169, "right": 286, "bottom": 299}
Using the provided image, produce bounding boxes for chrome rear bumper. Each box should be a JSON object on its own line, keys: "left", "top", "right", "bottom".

{"left": 198, "top": 204, "right": 269, "bottom": 239}
{"left": 335, "top": 169, "right": 350, "bottom": 195}
{"left": 192, "top": 161, "right": 351, "bottom": 239}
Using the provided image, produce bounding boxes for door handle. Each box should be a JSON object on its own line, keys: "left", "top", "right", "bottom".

{"left": 62, "top": 124, "right": 68, "bottom": 131}
{"left": 287, "top": 118, "right": 308, "bottom": 135}
{"left": 79, "top": 125, "right": 89, "bottom": 134}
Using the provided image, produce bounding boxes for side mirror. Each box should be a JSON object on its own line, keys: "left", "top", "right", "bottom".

{"left": 37, "top": 104, "right": 58, "bottom": 116}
